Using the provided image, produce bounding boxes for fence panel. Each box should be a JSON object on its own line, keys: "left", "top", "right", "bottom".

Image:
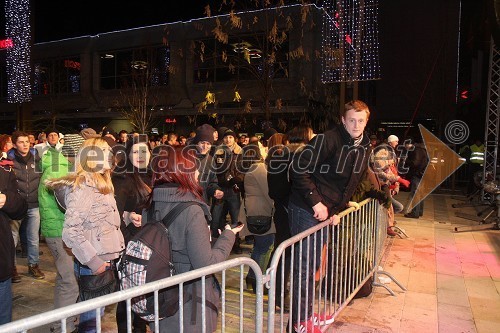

{"left": 1, "top": 257, "right": 263, "bottom": 333}
{"left": 266, "top": 199, "right": 406, "bottom": 333}
{"left": 2, "top": 199, "right": 406, "bottom": 333}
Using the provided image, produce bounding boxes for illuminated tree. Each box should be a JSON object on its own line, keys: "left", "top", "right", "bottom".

{"left": 6, "top": 0, "right": 32, "bottom": 103}
{"left": 120, "top": 48, "right": 164, "bottom": 134}
{"left": 182, "top": 0, "right": 324, "bottom": 121}
{"left": 177, "top": 0, "right": 380, "bottom": 131}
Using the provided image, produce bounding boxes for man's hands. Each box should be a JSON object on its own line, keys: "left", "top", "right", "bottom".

{"left": 312, "top": 202, "right": 329, "bottom": 221}
{"left": 329, "top": 214, "right": 340, "bottom": 226}
{"left": 348, "top": 201, "right": 360, "bottom": 210}
{"left": 214, "top": 190, "right": 224, "bottom": 200}
{"left": 313, "top": 202, "right": 340, "bottom": 226}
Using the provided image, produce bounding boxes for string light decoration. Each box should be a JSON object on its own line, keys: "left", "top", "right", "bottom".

{"left": 322, "top": 0, "right": 380, "bottom": 83}
{"left": 5, "top": 0, "right": 32, "bottom": 103}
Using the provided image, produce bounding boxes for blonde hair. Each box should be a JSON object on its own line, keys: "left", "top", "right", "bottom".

{"left": 51, "top": 138, "right": 114, "bottom": 195}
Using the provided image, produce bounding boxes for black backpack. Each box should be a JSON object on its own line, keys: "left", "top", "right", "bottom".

{"left": 118, "top": 201, "right": 200, "bottom": 322}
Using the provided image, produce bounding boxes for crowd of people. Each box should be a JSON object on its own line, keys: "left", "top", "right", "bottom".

{"left": 0, "top": 99, "right": 429, "bottom": 333}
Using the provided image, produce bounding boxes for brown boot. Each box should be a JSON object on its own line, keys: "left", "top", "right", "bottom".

{"left": 28, "top": 264, "right": 45, "bottom": 280}
{"left": 12, "top": 266, "right": 22, "bottom": 283}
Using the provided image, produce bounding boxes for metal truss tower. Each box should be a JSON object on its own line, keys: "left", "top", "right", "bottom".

{"left": 483, "top": 39, "right": 500, "bottom": 199}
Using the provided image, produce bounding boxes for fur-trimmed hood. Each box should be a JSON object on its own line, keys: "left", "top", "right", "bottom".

{"left": 44, "top": 178, "right": 74, "bottom": 211}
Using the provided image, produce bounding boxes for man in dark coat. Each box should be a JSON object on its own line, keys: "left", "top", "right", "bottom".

{"left": 404, "top": 137, "right": 428, "bottom": 218}
{"left": 0, "top": 156, "right": 28, "bottom": 325}
{"left": 10, "top": 131, "right": 45, "bottom": 280}
{"left": 288, "top": 100, "right": 372, "bottom": 332}
{"left": 192, "top": 124, "right": 223, "bottom": 205}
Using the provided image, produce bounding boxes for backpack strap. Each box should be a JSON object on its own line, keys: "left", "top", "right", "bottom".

{"left": 160, "top": 201, "right": 200, "bottom": 229}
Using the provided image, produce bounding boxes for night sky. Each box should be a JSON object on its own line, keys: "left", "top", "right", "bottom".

{"left": 0, "top": 0, "right": 490, "bottom": 137}
{"left": 1, "top": 0, "right": 210, "bottom": 43}
{"left": 33, "top": 0, "right": 211, "bottom": 42}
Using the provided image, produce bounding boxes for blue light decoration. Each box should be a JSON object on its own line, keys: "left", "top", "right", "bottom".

{"left": 5, "top": 0, "right": 32, "bottom": 103}
{"left": 322, "top": 0, "right": 380, "bottom": 83}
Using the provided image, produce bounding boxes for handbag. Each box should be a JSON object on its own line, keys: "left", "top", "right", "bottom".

{"left": 246, "top": 215, "right": 273, "bottom": 234}
{"left": 244, "top": 197, "right": 273, "bottom": 235}
{"left": 78, "top": 269, "right": 117, "bottom": 301}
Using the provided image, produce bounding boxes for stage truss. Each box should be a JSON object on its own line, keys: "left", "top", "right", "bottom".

{"left": 483, "top": 39, "right": 500, "bottom": 200}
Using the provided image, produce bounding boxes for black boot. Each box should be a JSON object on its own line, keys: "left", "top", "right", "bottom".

{"left": 245, "top": 275, "right": 256, "bottom": 294}
{"left": 231, "top": 234, "right": 242, "bottom": 254}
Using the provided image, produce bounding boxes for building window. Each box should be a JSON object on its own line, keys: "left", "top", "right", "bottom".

{"left": 100, "top": 46, "right": 170, "bottom": 90}
{"left": 32, "top": 57, "right": 81, "bottom": 95}
{"left": 193, "top": 33, "right": 289, "bottom": 84}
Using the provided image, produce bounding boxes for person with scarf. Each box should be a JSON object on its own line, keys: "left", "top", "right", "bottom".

{"left": 288, "top": 100, "right": 372, "bottom": 333}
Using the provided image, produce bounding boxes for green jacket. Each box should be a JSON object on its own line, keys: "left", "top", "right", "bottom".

{"left": 38, "top": 148, "right": 72, "bottom": 238}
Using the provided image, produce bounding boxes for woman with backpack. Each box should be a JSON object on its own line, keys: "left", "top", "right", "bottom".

{"left": 144, "top": 145, "right": 243, "bottom": 332}
{"left": 46, "top": 137, "right": 125, "bottom": 333}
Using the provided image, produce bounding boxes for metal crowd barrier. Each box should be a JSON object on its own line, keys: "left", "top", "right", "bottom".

{"left": 266, "top": 199, "right": 406, "bottom": 333}
{"left": 1, "top": 257, "right": 264, "bottom": 333}
{"left": 2, "top": 199, "right": 405, "bottom": 333}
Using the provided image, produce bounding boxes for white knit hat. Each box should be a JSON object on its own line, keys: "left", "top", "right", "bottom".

{"left": 387, "top": 135, "right": 399, "bottom": 143}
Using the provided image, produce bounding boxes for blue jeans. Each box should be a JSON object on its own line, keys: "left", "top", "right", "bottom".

{"left": 0, "top": 278, "right": 12, "bottom": 325}
{"left": 391, "top": 197, "right": 404, "bottom": 213}
{"left": 288, "top": 201, "right": 327, "bottom": 325}
{"left": 247, "top": 233, "right": 275, "bottom": 279}
{"left": 211, "top": 187, "right": 241, "bottom": 236}
{"left": 74, "top": 263, "right": 105, "bottom": 333}
{"left": 21, "top": 208, "right": 41, "bottom": 266}
{"left": 407, "top": 176, "right": 424, "bottom": 216}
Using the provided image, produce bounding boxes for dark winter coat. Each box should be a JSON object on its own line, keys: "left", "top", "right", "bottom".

{"left": 406, "top": 143, "right": 428, "bottom": 179}
{"left": 10, "top": 150, "right": 41, "bottom": 208}
{"left": 289, "top": 125, "right": 371, "bottom": 216}
{"left": 213, "top": 144, "right": 244, "bottom": 189}
{"left": 112, "top": 172, "right": 150, "bottom": 243}
{"left": 142, "top": 184, "right": 235, "bottom": 333}
{"left": 196, "top": 152, "right": 220, "bottom": 204}
{"left": 267, "top": 143, "right": 304, "bottom": 208}
{"left": 0, "top": 159, "right": 28, "bottom": 281}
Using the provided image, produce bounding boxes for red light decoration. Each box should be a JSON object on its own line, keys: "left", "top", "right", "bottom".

{"left": 0, "top": 39, "right": 14, "bottom": 49}
{"left": 345, "top": 34, "right": 352, "bottom": 45}
{"left": 165, "top": 118, "right": 177, "bottom": 123}
{"left": 460, "top": 90, "right": 468, "bottom": 99}
{"left": 64, "top": 59, "right": 81, "bottom": 70}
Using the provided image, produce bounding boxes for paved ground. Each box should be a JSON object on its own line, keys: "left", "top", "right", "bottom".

{"left": 7, "top": 191, "right": 500, "bottom": 333}
{"left": 330, "top": 192, "right": 500, "bottom": 333}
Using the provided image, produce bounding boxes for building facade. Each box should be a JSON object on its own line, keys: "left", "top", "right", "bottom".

{"left": 0, "top": 4, "right": 338, "bottom": 135}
